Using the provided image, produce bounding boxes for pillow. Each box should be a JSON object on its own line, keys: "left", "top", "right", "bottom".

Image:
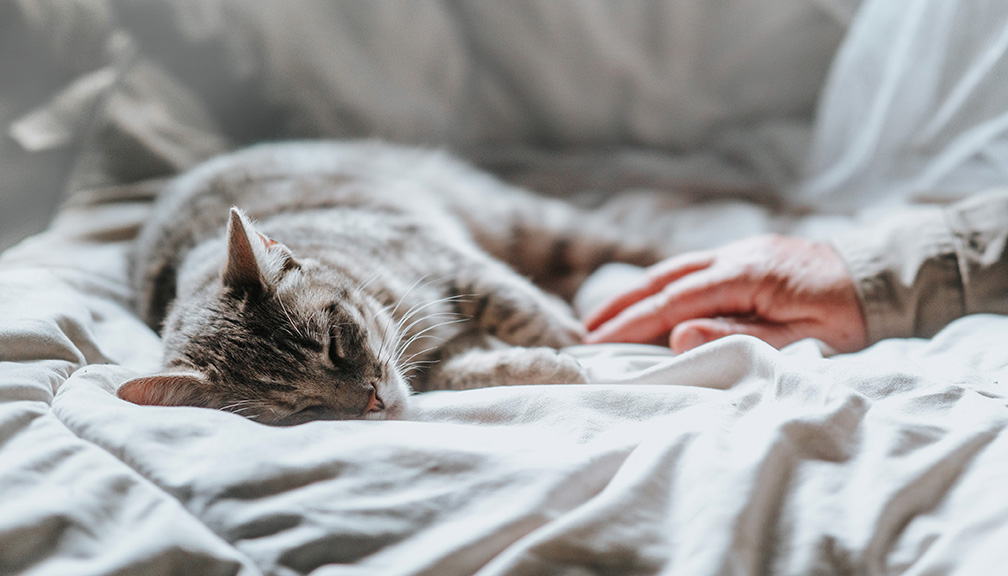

{"left": 4, "top": 0, "right": 851, "bottom": 236}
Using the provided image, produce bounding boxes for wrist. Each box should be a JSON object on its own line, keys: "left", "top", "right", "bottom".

{"left": 830, "top": 207, "right": 961, "bottom": 344}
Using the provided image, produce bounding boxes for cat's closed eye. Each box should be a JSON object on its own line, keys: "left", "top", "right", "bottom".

{"left": 328, "top": 329, "right": 346, "bottom": 368}
{"left": 328, "top": 322, "right": 363, "bottom": 369}
{"left": 294, "top": 405, "right": 330, "bottom": 418}
{"left": 278, "top": 404, "right": 337, "bottom": 425}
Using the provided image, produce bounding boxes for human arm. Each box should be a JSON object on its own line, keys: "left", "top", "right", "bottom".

{"left": 834, "top": 189, "right": 1008, "bottom": 343}
{"left": 584, "top": 189, "right": 1008, "bottom": 353}
{"left": 582, "top": 234, "right": 868, "bottom": 353}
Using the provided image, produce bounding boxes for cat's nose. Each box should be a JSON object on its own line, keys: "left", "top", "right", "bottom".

{"left": 364, "top": 386, "right": 385, "bottom": 414}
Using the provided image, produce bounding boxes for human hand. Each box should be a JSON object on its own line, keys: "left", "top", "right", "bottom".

{"left": 583, "top": 234, "right": 868, "bottom": 353}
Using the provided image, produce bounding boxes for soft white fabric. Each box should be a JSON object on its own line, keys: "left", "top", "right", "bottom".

{"left": 7, "top": 0, "right": 1008, "bottom": 574}
{"left": 2, "top": 178, "right": 1008, "bottom": 575}
{"left": 2, "top": 0, "right": 850, "bottom": 253}
{"left": 797, "top": 0, "right": 1008, "bottom": 211}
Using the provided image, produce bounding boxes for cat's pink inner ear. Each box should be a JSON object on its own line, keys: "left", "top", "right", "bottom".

{"left": 224, "top": 208, "right": 300, "bottom": 289}
{"left": 117, "top": 373, "right": 204, "bottom": 406}
{"left": 257, "top": 231, "right": 301, "bottom": 272}
{"left": 224, "top": 207, "right": 264, "bottom": 291}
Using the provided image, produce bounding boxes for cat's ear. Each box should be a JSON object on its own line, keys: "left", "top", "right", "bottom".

{"left": 117, "top": 373, "right": 206, "bottom": 406}
{"left": 224, "top": 207, "right": 300, "bottom": 294}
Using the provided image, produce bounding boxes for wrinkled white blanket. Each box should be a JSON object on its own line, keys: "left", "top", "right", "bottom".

{"left": 3, "top": 186, "right": 1008, "bottom": 575}
{"left": 6, "top": 0, "right": 1008, "bottom": 573}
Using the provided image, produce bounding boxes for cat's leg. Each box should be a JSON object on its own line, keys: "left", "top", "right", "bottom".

{"left": 449, "top": 261, "right": 586, "bottom": 349}
{"left": 420, "top": 333, "right": 588, "bottom": 391}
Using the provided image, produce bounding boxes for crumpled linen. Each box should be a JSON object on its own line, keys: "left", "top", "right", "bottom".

{"left": 3, "top": 181, "right": 1008, "bottom": 575}
{"left": 5, "top": 0, "right": 1008, "bottom": 574}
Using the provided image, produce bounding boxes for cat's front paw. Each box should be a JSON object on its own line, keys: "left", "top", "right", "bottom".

{"left": 548, "top": 315, "right": 588, "bottom": 348}
{"left": 520, "top": 302, "right": 586, "bottom": 349}
{"left": 431, "top": 345, "right": 589, "bottom": 390}
{"left": 495, "top": 346, "right": 589, "bottom": 385}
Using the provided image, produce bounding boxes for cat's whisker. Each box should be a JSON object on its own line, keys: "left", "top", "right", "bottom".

{"left": 397, "top": 345, "right": 441, "bottom": 372}
{"left": 401, "top": 309, "right": 469, "bottom": 337}
{"left": 395, "top": 329, "right": 453, "bottom": 357}
{"left": 377, "top": 273, "right": 435, "bottom": 364}
{"left": 394, "top": 338, "right": 435, "bottom": 367}
{"left": 374, "top": 300, "right": 401, "bottom": 351}
{"left": 220, "top": 399, "right": 254, "bottom": 410}
{"left": 240, "top": 411, "right": 262, "bottom": 422}
{"left": 361, "top": 272, "right": 401, "bottom": 359}
{"left": 393, "top": 318, "right": 463, "bottom": 359}
{"left": 219, "top": 399, "right": 269, "bottom": 420}
{"left": 388, "top": 316, "right": 466, "bottom": 368}
{"left": 397, "top": 311, "right": 468, "bottom": 345}
{"left": 353, "top": 269, "right": 388, "bottom": 296}
{"left": 220, "top": 397, "right": 276, "bottom": 422}
{"left": 276, "top": 294, "right": 304, "bottom": 339}
{"left": 390, "top": 274, "right": 436, "bottom": 318}
{"left": 382, "top": 275, "right": 453, "bottom": 328}
{"left": 399, "top": 347, "right": 443, "bottom": 369}
{"left": 400, "top": 360, "right": 439, "bottom": 376}
{"left": 402, "top": 358, "right": 439, "bottom": 368}
{"left": 376, "top": 286, "right": 459, "bottom": 363}
{"left": 389, "top": 288, "right": 470, "bottom": 340}
{"left": 392, "top": 318, "right": 467, "bottom": 365}
{"left": 396, "top": 336, "right": 444, "bottom": 358}
{"left": 386, "top": 294, "right": 475, "bottom": 360}
{"left": 395, "top": 293, "right": 473, "bottom": 332}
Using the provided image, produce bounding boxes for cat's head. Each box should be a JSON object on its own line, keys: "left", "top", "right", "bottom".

{"left": 118, "top": 207, "right": 410, "bottom": 425}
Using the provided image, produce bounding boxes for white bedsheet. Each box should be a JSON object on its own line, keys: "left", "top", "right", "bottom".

{"left": 6, "top": 0, "right": 1008, "bottom": 573}
{"left": 3, "top": 185, "right": 1008, "bottom": 575}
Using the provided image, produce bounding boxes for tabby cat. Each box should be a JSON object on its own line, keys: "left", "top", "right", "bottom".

{"left": 119, "top": 141, "right": 660, "bottom": 424}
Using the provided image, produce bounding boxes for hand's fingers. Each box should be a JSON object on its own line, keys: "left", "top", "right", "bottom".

{"left": 584, "top": 294, "right": 672, "bottom": 344}
{"left": 669, "top": 317, "right": 803, "bottom": 353}
{"left": 583, "top": 253, "right": 712, "bottom": 331}
{"left": 584, "top": 270, "right": 751, "bottom": 345}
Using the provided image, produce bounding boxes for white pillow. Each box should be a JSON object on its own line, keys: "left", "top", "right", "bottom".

{"left": 200, "top": 0, "right": 848, "bottom": 151}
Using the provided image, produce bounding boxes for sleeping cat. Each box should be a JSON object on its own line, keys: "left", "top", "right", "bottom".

{"left": 119, "top": 141, "right": 662, "bottom": 424}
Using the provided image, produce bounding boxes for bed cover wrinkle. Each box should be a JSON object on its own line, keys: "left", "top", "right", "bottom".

{"left": 2, "top": 186, "right": 1008, "bottom": 576}
{"left": 6, "top": 0, "right": 1008, "bottom": 573}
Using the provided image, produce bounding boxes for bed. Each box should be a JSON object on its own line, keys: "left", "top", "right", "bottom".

{"left": 4, "top": 1, "right": 1008, "bottom": 574}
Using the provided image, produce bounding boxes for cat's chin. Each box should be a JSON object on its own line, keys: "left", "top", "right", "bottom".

{"left": 361, "top": 400, "right": 406, "bottom": 421}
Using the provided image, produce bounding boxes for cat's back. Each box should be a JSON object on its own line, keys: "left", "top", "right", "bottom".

{"left": 143, "top": 140, "right": 459, "bottom": 239}
{"left": 132, "top": 140, "right": 498, "bottom": 327}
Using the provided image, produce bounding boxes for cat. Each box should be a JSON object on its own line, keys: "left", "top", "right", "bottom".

{"left": 119, "top": 141, "right": 662, "bottom": 425}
